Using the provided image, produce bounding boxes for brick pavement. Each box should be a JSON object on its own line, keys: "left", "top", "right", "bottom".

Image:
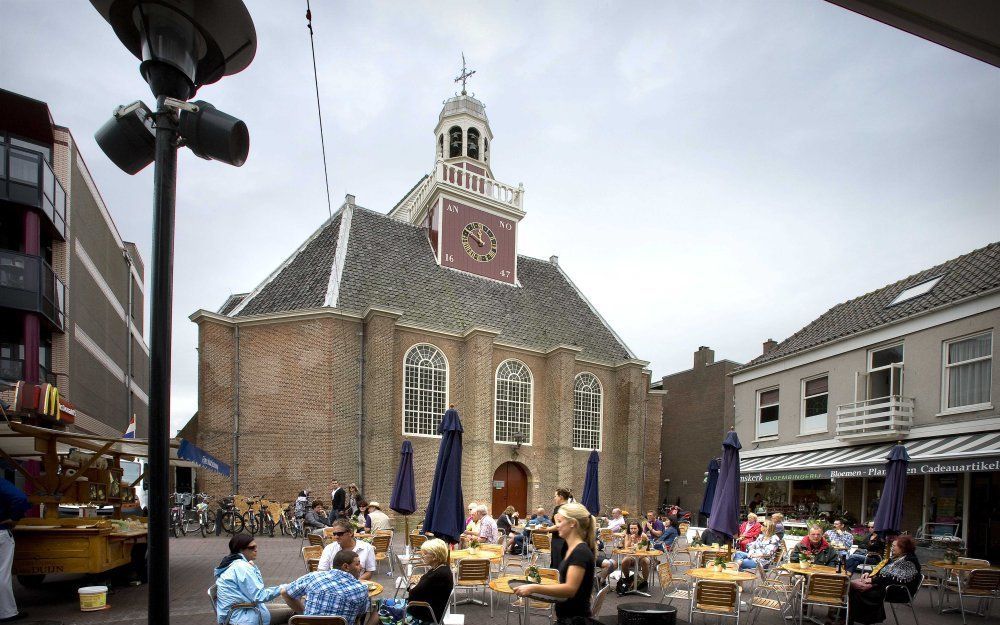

{"left": 9, "top": 535, "right": 989, "bottom": 625}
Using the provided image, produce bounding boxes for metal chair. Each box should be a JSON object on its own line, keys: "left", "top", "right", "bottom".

{"left": 800, "top": 573, "right": 850, "bottom": 625}
{"left": 507, "top": 568, "right": 558, "bottom": 625}
{"left": 406, "top": 600, "right": 441, "bottom": 625}
{"left": 655, "top": 562, "right": 691, "bottom": 606}
{"left": 453, "top": 558, "right": 493, "bottom": 616}
{"left": 530, "top": 531, "right": 551, "bottom": 567}
{"left": 943, "top": 568, "right": 1000, "bottom": 624}
{"left": 690, "top": 580, "right": 741, "bottom": 625}
{"left": 919, "top": 563, "right": 944, "bottom": 608}
{"left": 410, "top": 533, "right": 428, "bottom": 550}
{"left": 301, "top": 545, "right": 323, "bottom": 572}
{"left": 884, "top": 574, "right": 923, "bottom": 625}
{"left": 747, "top": 575, "right": 801, "bottom": 625}
{"left": 372, "top": 534, "right": 393, "bottom": 576}
{"left": 208, "top": 584, "right": 264, "bottom": 625}
{"left": 308, "top": 533, "right": 325, "bottom": 547}
{"left": 289, "top": 617, "right": 348, "bottom": 625}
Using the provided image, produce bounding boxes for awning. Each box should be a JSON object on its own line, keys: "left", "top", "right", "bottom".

{"left": 177, "top": 438, "right": 230, "bottom": 477}
{"left": 741, "top": 431, "right": 1000, "bottom": 483}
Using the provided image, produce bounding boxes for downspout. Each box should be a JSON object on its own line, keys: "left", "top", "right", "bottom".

{"left": 357, "top": 321, "right": 365, "bottom": 492}
{"left": 232, "top": 324, "right": 241, "bottom": 494}
{"left": 123, "top": 248, "right": 134, "bottom": 423}
{"left": 640, "top": 389, "right": 647, "bottom": 511}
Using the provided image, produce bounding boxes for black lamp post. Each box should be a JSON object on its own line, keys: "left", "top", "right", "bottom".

{"left": 89, "top": 2, "right": 256, "bottom": 624}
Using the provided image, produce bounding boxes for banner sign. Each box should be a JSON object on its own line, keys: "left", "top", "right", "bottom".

{"left": 177, "top": 438, "right": 231, "bottom": 477}
{"left": 741, "top": 456, "right": 1000, "bottom": 483}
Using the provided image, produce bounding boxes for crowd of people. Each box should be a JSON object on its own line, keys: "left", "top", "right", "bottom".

{"left": 213, "top": 484, "right": 928, "bottom": 625}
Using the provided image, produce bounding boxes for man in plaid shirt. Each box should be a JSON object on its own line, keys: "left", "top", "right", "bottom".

{"left": 282, "top": 549, "right": 370, "bottom": 621}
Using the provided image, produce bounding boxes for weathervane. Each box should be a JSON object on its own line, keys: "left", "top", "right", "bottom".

{"left": 454, "top": 52, "right": 476, "bottom": 95}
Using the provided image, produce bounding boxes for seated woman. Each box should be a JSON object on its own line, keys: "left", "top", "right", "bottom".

{"left": 497, "top": 505, "right": 518, "bottom": 551}
{"left": 619, "top": 521, "right": 652, "bottom": 589}
{"left": 405, "top": 539, "right": 454, "bottom": 624}
{"left": 513, "top": 503, "right": 595, "bottom": 620}
{"left": 732, "top": 520, "right": 780, "bottom": 570}
{"left": 214, "top": 535, "right": 292, "bottom": 625}
{"left": 736, "top": 513, "right": 763, "bottom": 551}
{"left": 847, "top": 535, "right": 920, "bottom": 625}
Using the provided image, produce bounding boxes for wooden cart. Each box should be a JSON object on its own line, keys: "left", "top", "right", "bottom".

{"left": 0, "top": 421, "right": 157, "bottom": 585}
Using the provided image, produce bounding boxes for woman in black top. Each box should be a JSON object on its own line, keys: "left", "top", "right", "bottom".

{"left": 515, "top": 501, "right": 595, "bottom": 621}
{"left": 406, "top": 538, "right": 454, "bottom": 623}
{"left": 847, "top": 535, "right": 921, "bottom": 625}
{"left": 547, "top": 488, "right": 573, "bottom": 570}
{"left": 497, "top": 505, "right": 518, "bottom": 534}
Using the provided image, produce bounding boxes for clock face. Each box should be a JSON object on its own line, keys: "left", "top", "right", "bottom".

{"left": 461, "top": 222, "right": 498, "bottom": 262}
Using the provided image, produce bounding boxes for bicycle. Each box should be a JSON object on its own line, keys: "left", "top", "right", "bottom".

{"left": 185, "top": 493, "right": 213, "bottom": 537}
{"left": 216, "top": 496, "right": 245, "bottom": 535}
{"left": 255, "top": 497, "right": 275, "bottom": 537}
{"left": 169, "top": 493, "right": 187, "bottom": 538}
{"left": 276, "top": 503, "right": 296, "bottom": 537}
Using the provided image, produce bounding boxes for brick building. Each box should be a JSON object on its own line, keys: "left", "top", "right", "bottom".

{"left": 654, "top": 346, "right": 740, "bottom": 521}
{"left": 188, "top": 90, "right": 663, "bottom": 517}
{"left": 0, "top": 89, "right": 149, "bottom": 438}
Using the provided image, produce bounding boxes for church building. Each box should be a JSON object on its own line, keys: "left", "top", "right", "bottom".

{"left": 188, "top": 84, "right": 663, "bottom": 517}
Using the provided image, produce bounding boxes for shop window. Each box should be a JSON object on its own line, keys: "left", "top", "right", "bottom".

{"left": 573, "top": 372, "right": 602, "bottom": 450}
{"left": 756, "top": 387, "right": 779, "bottom": 438}
{"left": 402, "top": 344, "right": 448, "bottom": 436}
{"left": 801, "top": 375, "right": 828, "bottom": 433}
{"left": 943, "top": 331, "right": 992, "bottom": 411}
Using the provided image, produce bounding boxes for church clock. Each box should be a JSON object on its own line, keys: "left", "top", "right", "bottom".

{"left": 461, "top": 222, "right": 498, "bottom": 262}
{"left": 439, "top": 198, "right": 517, "bottom": 284}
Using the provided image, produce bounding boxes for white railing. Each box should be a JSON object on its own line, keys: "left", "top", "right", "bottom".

{"left": 436, "top": 161, "right": 523, "bottom": 210}
{"left": 835, "top": 395, "right": 914, "bottom": 440}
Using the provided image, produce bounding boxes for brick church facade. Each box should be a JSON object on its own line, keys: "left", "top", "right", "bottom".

{"left": 189, "top": 89, "right": 663, "bottom": 517}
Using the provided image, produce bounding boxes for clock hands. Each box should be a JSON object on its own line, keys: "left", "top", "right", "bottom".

{"left": 470, "top": 229, "right": 485, "bottom": 246}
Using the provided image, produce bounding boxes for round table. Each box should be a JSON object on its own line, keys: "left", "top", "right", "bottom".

{"left": 685, "top": 566, "right": 756, "bottom": 582}
{"left": 617, "top": 602, "right": 678, "bottom": 625}
{"left": 779, "top": 563, "right": 843, "bottom": 577}
{"left": 362, "top": 580, "right": 383, "bottom": 597}
{"left": 926, "top": 560, "right": 999, "bottom": 613}
{"left": 490, "top": 575, "right": 560, "bottom": 625}
{"left": 451, "top": 547, "right": 503, "bottom": 563}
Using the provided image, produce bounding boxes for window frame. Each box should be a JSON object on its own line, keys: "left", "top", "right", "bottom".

{"left": 493, "top": 359, "right": 533, "bottom": 445}
{"left": 940, "top": 330, "right": 993, "bottom": 413}
{"left": 401, "top": 343, "right": 450, "bottom": 438}
{"left": 572, "top": 372, "right": 603, "bottom": 451}
{"left": 799, "top": 374, "right": 829, "bottom": 435}
{"left": 756, "top": 386, "right": 780, "bottom": 440}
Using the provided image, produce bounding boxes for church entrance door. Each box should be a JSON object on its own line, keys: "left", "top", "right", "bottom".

{"left": 492, "top": 462, "right": 528, "bottom": 517}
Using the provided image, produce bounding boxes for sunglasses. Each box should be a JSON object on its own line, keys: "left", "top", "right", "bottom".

{"left": 247, "top": 544, "right": 258, "bottom": 550}
{"left": 330, "top": 531, "right": 347, "bottom": 537}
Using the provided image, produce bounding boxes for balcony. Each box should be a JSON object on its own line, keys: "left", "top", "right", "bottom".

{"left": 0, "top": 359, "right": 56, "bottom": 384}
{"left": 0, "top": 142, "right": 67, "bottom": 240}
{"left": 835, "top": 395, "right": 914, "bottom": 441}
{"left": 0, "top": 249, "right": 66, "bottom": 331}
{"left": 394, "top": 159, "right": 524, "bottom": 221}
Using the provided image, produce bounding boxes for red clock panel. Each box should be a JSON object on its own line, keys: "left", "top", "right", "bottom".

{"left": 439, "top": 198, "right": 516, "bottom": 284}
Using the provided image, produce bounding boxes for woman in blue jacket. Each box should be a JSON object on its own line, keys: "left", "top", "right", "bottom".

{"left": 214, "top": 534, "right": 292, "bottom": 624}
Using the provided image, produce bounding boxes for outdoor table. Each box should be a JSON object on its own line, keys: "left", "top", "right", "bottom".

{"left": 612, "top": 549, "right": 663, "bottom": 597}
{"left": 451, "top": 547, "right": 504, "bottom": 563}
{"left": 779, "top": 564, "right": 847, "bottom": 625}
{"left": 490, "top": 574, "right": 559, "bottom": 625}
{"left": 927, "top": 560, "right": 1000, "bottom": 614}
{"left": 685, "top": 566, "right": 755, "bottom": 582}
{"left": 363, "top": 580, "right": 383, "bottom": 597}
{"left": 617, "top": 601, "right": 678, "bottom": 625}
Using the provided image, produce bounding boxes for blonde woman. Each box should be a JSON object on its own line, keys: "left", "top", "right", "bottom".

{"left": 405, "top": 539, "right": 454, "bottom": 624}
{"left": 733, "top": 520, "right": 780, "bottom": 570}
{"left": 514, "top": 502, "right": 595, "bottom": 619}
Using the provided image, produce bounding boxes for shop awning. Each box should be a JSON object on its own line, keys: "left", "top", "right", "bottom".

{"left": 177, "top": 438, "right": 230, "bottom": 477}
{"left": 741, "top": 431, "right": 1000, "bottom": 483}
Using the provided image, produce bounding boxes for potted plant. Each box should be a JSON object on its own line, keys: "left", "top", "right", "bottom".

{"left": 469, "top": 538, "right": 480, "bottom": 554}
{"left": 799, "top": 553, "right": 812, "bottom": 569}
{"left": 637, "top": 536, "right": 650, "bottom": 552}
{"left": 526, "top": 565, "right": 541, "bottom": 584}
{"left": 944, "top": 548, "right": 959, "bottom": 565}
{"left": 712, "top": 555, "right": 727, "bottom": 573}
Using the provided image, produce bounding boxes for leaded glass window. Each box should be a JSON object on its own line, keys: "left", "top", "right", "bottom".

{"left": 495, "top": 359, "right": 532, "bottom": 444}
{"left": 573, "top": 372, "right": 602, "bottom": 450}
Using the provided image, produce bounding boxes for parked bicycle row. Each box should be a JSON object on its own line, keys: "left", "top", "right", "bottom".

{"left": 169, "top": 493, "right": 307, "bottom": 538}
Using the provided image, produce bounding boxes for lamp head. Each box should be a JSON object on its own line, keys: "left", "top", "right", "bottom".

{"left": 91, "top": 0, "right": 257, "bottom": 100}
{"left": 94, "top": 101, "right": 156, "bottom": 174}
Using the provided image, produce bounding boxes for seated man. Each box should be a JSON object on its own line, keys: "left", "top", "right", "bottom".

{"left": 304, "top": 501, "right": 330, "bottom": 533}
{"left": 846, "top": 522, "right": 885, "bottom": 574}
{"left": 317, "top": 519, "right": 377, "bottom": 580}
{"left": 366, "top": 501, "right": 392, "bottom": 533}
{"left": 462, "top": 504, "right": 498, "bottom": 545}
{"left": 606, "top": 508, "right": 626, "bottom": 532}
{"left": 282, "top": 549, "right": 370, "bottom": 622}
{"left": 790, "top": 524, "right": 837, "bottom": 566}
{"left": 824, "top": 519, "right": 854, "bottom": 556}
{"left": 642, "top": 511, "right": 664, "bottom": 546}
{"left": 511, "top": 507, "right": 550, "bottom": 553}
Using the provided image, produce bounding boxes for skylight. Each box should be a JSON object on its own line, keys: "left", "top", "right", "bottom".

{"left": 888, "top": 276, "right": 943, "bottom": 307}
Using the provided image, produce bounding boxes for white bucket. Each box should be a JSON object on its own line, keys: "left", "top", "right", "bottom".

{"left": 78, "top": 585, "right": 108, "bottom": 611}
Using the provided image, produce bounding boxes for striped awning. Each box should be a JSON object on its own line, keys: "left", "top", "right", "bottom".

{"left": 740, "top": 431, "right": 1000, "bottom": 482}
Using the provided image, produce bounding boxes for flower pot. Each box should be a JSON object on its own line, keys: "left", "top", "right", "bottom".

{"left": 712, "top": 565, "right": 723, "bottom": 573}
{"left": 799, "top": 561, "right": 810, "bottom": 569}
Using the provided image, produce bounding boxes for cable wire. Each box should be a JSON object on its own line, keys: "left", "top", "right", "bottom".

{"left": 306, "top": 0, "right": 333, "bottom": 217}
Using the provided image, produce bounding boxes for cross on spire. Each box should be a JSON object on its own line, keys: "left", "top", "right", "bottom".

{"left": 454, "top": 52, "right": 476, "bottom": 95}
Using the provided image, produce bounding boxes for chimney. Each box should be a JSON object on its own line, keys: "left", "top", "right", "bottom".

{"left": 763, "top": 339, "right": 778, "bottom": 355}
{"left": 549, "top": 255, "right": 559, "bottom": 266}
{"left": 693, "top": 346, "right": 715, "bottom": 368}
{"left": 345, "top": 193, "right": 356, "bottom": 206}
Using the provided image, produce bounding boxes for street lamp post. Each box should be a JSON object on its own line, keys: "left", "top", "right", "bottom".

{"left": 90, "top": 3, "right": 256, "bottom": 623}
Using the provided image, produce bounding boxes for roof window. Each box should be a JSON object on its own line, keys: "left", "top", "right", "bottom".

{"left": 888, "top": 276, "right": 943, "bottom": 307}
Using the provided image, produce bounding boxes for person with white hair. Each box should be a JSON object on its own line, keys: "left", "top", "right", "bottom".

{"left": 366, "top": 502, "right": 391, "bottom": 533}
{"left": 606, "top": 508, "right": 625, "bottom": 532}
{"left": 462, "top": 504, "right": 498, "bottom": 544}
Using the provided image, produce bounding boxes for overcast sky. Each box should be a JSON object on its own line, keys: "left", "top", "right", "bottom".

{"left": 4, "top": 1, "right": 998, "bottom": 436}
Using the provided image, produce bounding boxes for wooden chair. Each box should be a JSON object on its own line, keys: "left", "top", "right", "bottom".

{"left": 307, "top": 533, "right": 325, "bottom": 547}
{"left": 375, "top": 529, "right": 393, "bottom": 536}
{"left": 689, "top": 580, "right": 741, "bottom": 625}
{"left": 454, "top": 558, "right": 493, "bottom": 616}
{"left": 208, "top": 584, "right": 264, "bottom": 625}
{"left": 598, "top": 528, "right": 614, "bottom": 547}
{"left": 301, "top": 545, "right": 323, "bottom": 572}
{"left": 919, "top": 563, "right": 945, "bottom": 608}
{"left": 409, "top": 533, "right": 427, "bottom": 550}
{"left": 801, "top": 574, "right": 850, "bottom": 625}
{"left": 668, "top": 536, "right": 694, "bottom": 571}
{"left": 655, "top": 562, "right": 691, "bottom": 606}
{"left": 372, "top": 534, "right": 393, "bottom": 576}
{"left": 592, "top": 584, "right": 616, "bottom": 625}
{"left": 289, "top": 617, "right": 348, "bottom": 625}
{"left": 699, "top": 547, "right": 731, "bottom": 567}
{"left": 943, "top": 568, "right": 1000, "bottom": 625}
{"left": 884, "top": 574, "right": 924, "bottom": 625}
{"left": 530, "top": 531, "right": 551, "bottom": 567}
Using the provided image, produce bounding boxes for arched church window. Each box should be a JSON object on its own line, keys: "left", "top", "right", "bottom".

{"left": 448, "top": 126, "right": 463, "bottom": 158}
{"left": 573, "top": 372, "right": 602, "bottom": 450}
{"left": 403, "top": 344, "right": 449, "bottom": 436}
{"left": 467, "top": 128, "right": 480, "bottom": 160}
{"left": 438, "top": 134, "right": 444, "bottom": 158}
{"left": 494, "top": 359, "right": 532, "bottom": 444}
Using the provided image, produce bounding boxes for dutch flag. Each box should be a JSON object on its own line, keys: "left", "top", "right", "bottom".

{"left": 123, "top": 415, "right": 136, "bottom": 439}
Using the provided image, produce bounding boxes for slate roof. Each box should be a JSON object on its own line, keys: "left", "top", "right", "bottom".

{"left": 229, "top": 205, "right": 634, "bottom": 363}
{"left": 737, "top": 241, "right": 1000, "bottom": 371}
{"left": 218, "top": 293, "right": 248, "bottom": 315}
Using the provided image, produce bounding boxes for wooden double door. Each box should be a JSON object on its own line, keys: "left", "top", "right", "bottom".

{"left": 491, "top": 462, "right": 528, "bottom": 517}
